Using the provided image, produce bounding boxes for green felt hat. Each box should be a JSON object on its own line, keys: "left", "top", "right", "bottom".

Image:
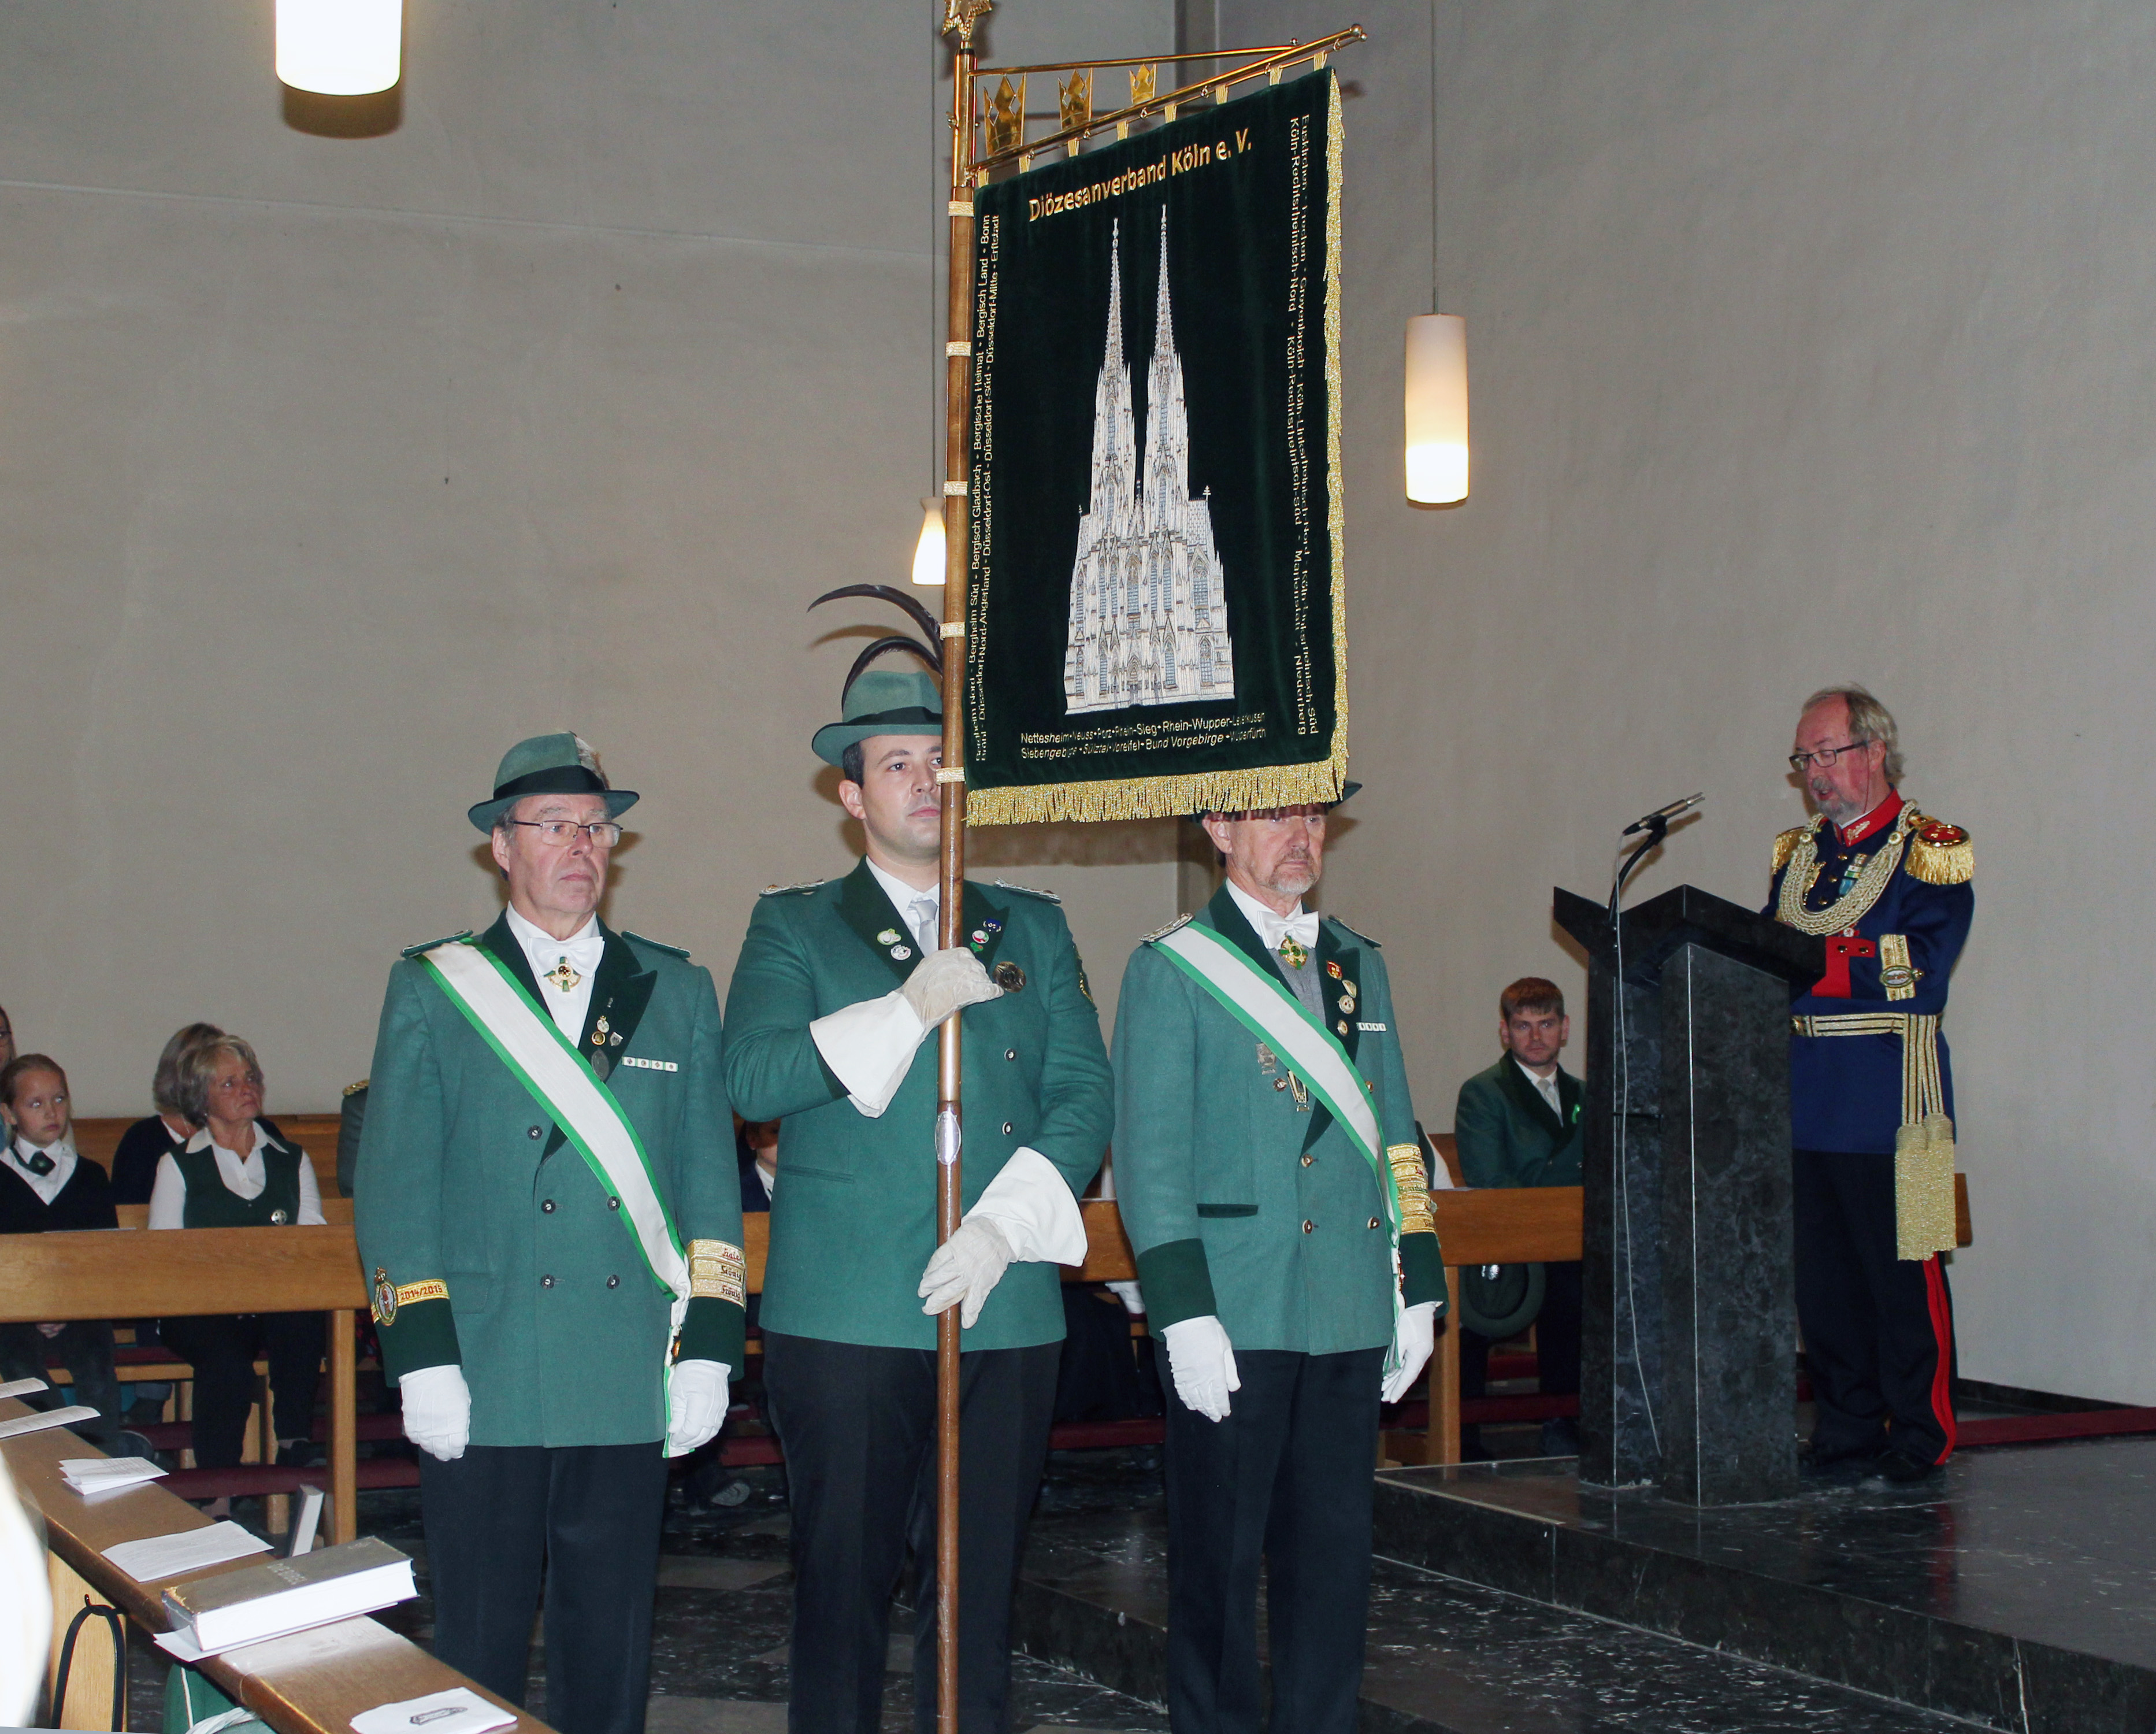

{"left": 811, "top": 669, "right": 944, "bottom": 768}
{"left": 467, "top": 732, "right": 640, "bottom": 833}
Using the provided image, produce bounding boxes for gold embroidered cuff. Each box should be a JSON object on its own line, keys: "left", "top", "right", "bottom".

{"left": 1387, "top": 1143, "right": 1437, "bottom": 1238}
{"left": 688, "top": 1239, "right": 747, "bottom": 1309}
{"left": 370, "top": 1270, "right": 448, "bottom": 1327}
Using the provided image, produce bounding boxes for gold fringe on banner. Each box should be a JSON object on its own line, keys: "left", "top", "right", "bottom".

{"left": 970, "top": 77, "right": 1352, "bottom": 829}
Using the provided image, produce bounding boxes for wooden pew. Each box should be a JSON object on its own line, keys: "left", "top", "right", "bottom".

{"left": 0, "top": 1227, "right": 365, "bottom": 1544}
{"left": 4, "top": 1395, "right": 551, "bottom": 1734}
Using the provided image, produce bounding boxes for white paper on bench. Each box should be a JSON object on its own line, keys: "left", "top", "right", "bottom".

{"left": 105, "top": 1521, "right": 271, "bottom": 1582}
{"left": 351, "top": 1686, "right": 515, "bottom": 1734}
{"left": 0, "top": 1377, "right": 50, "bottom": 1399}
{"left": 62, "top": 1455, "right": 167, "bottom": 1494}
{"left": 0, "top": 1405, "right": 102, "bottom": 1441}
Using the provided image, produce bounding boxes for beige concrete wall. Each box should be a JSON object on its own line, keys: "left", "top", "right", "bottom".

{"left": 0, "top": 1, "right": 1181, "bottom": 1117}
{"left": 1219, "top": 0, "right": 2156, "bottom": 1401}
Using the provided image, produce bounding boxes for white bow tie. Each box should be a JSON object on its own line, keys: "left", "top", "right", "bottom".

{"left": 1263, "top": 911, "right": 1320, "bottom": 953}
{"left": 536, "top": 932, "right": 604, "bottom": 980}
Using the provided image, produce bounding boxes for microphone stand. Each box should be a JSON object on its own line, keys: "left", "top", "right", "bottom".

{"left": 1608, "top": 814, "right": 1669, "bottom": 923}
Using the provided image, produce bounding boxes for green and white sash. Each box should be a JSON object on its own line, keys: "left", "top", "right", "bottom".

{"left": 421, "top": 941, "right": 690, "bottom": 1330}
{"left": 1152, "top": 920, "right": 1406, "bottom": 1369}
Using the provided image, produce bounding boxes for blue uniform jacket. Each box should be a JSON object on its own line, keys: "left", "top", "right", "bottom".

{"left": 1765, "top": 795, "right": 1973, "bottom": 1154}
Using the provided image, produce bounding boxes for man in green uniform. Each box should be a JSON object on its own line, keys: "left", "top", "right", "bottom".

{"left": 1111, "top": 795, "right": 1446, "bottom": 1734}
{"left": 1452, "top": 976, "right": 1584, "bottom": 1457}
{"left": 354, "top": 733, "right": 745, "bottom": 1734}
{"left": 723, "top": 669, "right": 1113, "bottom": 1734}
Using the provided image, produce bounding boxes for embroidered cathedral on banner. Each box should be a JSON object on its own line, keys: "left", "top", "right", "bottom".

{"left": 963, "top": 71, "right": 1346, "bottom": 824}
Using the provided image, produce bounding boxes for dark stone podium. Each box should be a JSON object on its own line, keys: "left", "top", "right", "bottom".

{"left": 1553, "top": 884, "right": 1824, "bottom": 1505}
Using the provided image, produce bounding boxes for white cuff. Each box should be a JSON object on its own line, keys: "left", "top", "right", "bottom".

{"left": 810, "top": 990, "right": 927, "bottom": 1118}
{"left": 966, "top": 1147, "right": 1088, "bottom": 1265}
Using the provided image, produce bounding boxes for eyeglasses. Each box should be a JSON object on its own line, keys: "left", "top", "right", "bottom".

{"left": 210, "top": 1073, "right": 263, "bottom": 1094}
{"left": 1787, "top": 740, "right": 1871, "bottom": 773}
{"left": 507, "top": 818, "right": 623, "bottom": 847}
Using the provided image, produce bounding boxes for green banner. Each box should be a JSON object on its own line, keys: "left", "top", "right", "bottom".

{"left": 963, "top": 72, "right": 1346, "bottom": 824}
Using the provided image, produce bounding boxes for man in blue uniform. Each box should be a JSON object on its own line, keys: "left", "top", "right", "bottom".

{"left": 1769, "top": 686, "right": 1973, "bottom": 1484}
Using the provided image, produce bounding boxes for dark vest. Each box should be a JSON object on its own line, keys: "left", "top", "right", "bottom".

{"left": 0, "top": 1158, "right": 118, "bottom": 1235}
{"left": 174, "top": 1141, "right": 303, "bottom": 1228}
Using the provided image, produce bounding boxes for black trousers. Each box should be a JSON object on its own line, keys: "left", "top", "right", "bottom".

{"left": 158, "top": 1311, "right": 323, "bottom": 1468}
{"left": 761, "top": 1332, "right": 1060, "bottom": 1734}
{"left": 1794, "top": 1149, "right": 1958, "bottom": 1465}
{"left": 1163, "top": 1347, "right": 1383, "bottom": 1734}
{"left": 0, "top": 1321, "right": 121, "bottom": 1447}
{"left": 419, "top": 1442, "right": 668, "bottom": 1734}
{"left": 1458, "top": 1261, "right": 1582, "bottom": 1455}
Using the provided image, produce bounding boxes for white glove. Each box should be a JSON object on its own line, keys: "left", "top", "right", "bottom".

{"left": 899, "top": 947, "right": 1003, "bottom": 1030}
{"left": 399, "top": 1363, "right": 470, "bottom": 1461}
{"left": 1381, "top": 1302, "right": 1439, "bottom": 1405}
{"left": 1105, "top": 1280, "right": 1146, "bottom": 1316}
{"left": 918, "top": 1217, "right": 1015, "bottom": 1328}
{"left": 1161, "top": 1315, "right": 1240, "bottom": 1422}
{"left": 666, "top": 1359, "right": 732, "bottom": 1458}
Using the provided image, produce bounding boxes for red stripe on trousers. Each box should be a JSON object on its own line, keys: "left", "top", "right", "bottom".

{"left": 1923, "top": 1258, "right": 1957, "bottom": 1463}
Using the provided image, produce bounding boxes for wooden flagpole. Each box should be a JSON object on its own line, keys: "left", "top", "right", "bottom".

{"left": 935, "top": 6, "right": 986, "bottom": 1731}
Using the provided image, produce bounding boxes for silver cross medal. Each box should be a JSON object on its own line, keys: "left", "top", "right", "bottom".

{"left": 544, "top": 957, "right": 581, "bottom": 994}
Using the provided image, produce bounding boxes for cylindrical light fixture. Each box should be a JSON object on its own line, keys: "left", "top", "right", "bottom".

{"left": 910, "top": 499, "right": 947, "bottom": 587}
{"left": 1404, "top": 312, "right": 1468, "bottom": 505}
{"left": 276, "top": 0, "right": 403, "bottom": 95}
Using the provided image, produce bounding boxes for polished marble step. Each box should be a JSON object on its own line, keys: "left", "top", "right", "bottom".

{"left": 1374, "top": 1439, "right": 2156, "bottom": 1734}
{"left": 1015, "top": 1499, "right": 1973, "bottom": 1733}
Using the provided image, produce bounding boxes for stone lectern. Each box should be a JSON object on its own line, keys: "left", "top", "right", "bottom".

{"left": 1553, "top": 884, "right": 1825, "bottom": 1506}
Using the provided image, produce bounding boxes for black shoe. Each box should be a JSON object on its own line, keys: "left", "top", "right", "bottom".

{"left": 115, "top": 1430, "right": 158, "bottom": 1463}
{"left": 1873, "top": 1446, "right": 1945, "bottom": 1485}
{"left": 1800, "top": 1439, "right": 1882, "bottom": 1480}
{"left": 277, "top": 1439, "right": 323, "bottom": 1469}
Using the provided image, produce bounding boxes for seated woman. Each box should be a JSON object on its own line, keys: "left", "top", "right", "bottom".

{"left": 111, "top": 1023, "right": 227, "bottom": 1206}
{"left": 149, "top": 1035, "right": 326, "bottom": 1472}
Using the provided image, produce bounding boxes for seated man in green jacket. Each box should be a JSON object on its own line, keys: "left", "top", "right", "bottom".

{"left": 1452, "top": 976, "right": 1583, "bottom": 1458}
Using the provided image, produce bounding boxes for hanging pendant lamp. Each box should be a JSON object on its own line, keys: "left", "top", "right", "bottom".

{"left": 910, "top": 499, "right": 948, "bottom": 587}
{"left": 276, "top": 0, "right": 403, "bottom": 96}
{"left": 1404, "top": 312, "right": 1468, "bottom": 505}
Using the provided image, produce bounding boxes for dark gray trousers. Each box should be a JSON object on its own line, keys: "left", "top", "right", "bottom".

{"left": 762, "top": 1332, "right": 1060, "bottom": 1734}
{"left": 1163, "top": 1346, "right": 1384, "bottom": 1734}
{"left": 419, "top": 1440, "right": 669, "bottom": 1734}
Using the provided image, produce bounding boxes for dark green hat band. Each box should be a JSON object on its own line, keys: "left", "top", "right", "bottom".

{"left": 491, "top": 765, "right": 611, "bottom": 802}
{"left": 846, "top": 706, "right": 940, "bottom": 730}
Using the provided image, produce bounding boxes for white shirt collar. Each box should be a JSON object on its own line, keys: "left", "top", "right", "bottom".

{"left": 1513, "top": 1056, "right": 1561, "bottom": 1094}
{"left": 10, "top": 1135, "right": 77, "bottom": 1201}
{"left": 187, "top": 1121, "right": 276, "bottom": 1162}
{"left": 1224, "top": 879, "right": 1309, "bottom": 950}
{"left": 864, "top": 857, "right": 940, "bottom": 924}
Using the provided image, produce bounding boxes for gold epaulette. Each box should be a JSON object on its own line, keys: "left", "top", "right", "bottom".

{"left": 1141, "top": 913, "right": 1193, "bottom": 944}
{"left": 1771, "top": 825, "right": 1810, "bottom": 876}
{"left": 1905, "top": 814, "right": 1973, "bottom": 885}
{"left": 342, "top": 1077, "right": 369, "bottom": 1098}
{"left": 759, "top": 879, "right": 826, "bottom": 897}
{"left": 993, "top": 878, "right": 1062, "bottom": 903}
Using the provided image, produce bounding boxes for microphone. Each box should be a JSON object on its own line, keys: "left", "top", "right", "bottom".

{"left": 1621, "top": 791, "right": 1705, "bottom": 836}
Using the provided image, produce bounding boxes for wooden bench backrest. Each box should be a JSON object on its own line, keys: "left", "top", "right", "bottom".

{"left": 70, "top": 1113, "right": 346, "bottom": 1197}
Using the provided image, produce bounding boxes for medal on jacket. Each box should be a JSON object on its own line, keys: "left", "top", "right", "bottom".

{"left": 544, "top": 957, "right": 582, "bottom": 994}
{"left": 1278, "top": 934, "right": 1309, "bottom": 970}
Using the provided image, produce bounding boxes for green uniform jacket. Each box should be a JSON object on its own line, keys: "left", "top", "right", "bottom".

{"left": 354, "top": 913, "right": 744, "bottom": 1449}
{"left": 1452, "top": 1058, "right": 1584, "bottom": 1188}
{"left": 722, "top": 861, "right": 1112, "bottom": 1351}
{"left": 1111, "top": 886, "right": 1446, "bottom": 1355}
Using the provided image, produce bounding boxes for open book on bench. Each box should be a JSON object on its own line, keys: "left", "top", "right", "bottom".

{"left": 162, "top": 1535, "right": 415, "bottom": 1654}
